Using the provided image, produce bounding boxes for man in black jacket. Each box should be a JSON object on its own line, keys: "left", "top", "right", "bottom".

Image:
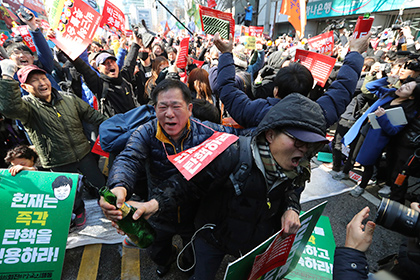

{"left": 70, "top": 35, "right": 142, "bottom": 117}
{"left": 101, "top": 91, "right": 330, "bottom": 280}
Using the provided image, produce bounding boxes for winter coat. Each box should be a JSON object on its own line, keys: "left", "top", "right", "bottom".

{"left": 152, "top": 93, "right": 326, "bottom": 257}
{"left": 216, "top": 51, "right": 364, "bottom": 129}
{"left": 72, "top": 43, "right": 140, "bottom": 117}
{"left": 0, "top": 80, "right": 107, "bottom": 168}
{"left": 333, "top": 247, "right": 369, "bottom": 280}
{"left": 107, "top": 117, "right": 250, "bottom": 229}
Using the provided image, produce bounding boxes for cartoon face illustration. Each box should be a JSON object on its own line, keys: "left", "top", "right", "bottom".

{"left": 52, "top": 176, "right": 73, "bottom": 201}
{"left": 53, "top": 183, "right": 71, "bottom": 200}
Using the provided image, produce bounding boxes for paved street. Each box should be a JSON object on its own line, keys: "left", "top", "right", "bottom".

{"left": 61, "top": 158, "right": 417, "bottom": 280}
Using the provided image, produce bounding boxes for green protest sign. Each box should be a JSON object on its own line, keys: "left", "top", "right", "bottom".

{"left": 286, "top": 215, "right": 335, "bottom": 279}
{"left": 224, "top": 201, "right": 327, "bottom": 280}
{"left": 0, "top": 170, "right": 78, "bottom": 280}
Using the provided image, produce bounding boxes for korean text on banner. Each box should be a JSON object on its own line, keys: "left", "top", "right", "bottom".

{"left": 17, "top": 25, "right": 36, "bottom": 53}
{"left": 99, "top": 0, "right": 125, "bottom": 35}
{"left": 249, "top": 26, "right": 264, "bottom": 37}
{"left": 167, "top": 132, "right": 238, "bottom": 181}
{"left": 294, "top": 49, "right": 336, "bottom": 87}
{"left": 280, "top": 0, "right": 306, "bottom": 39}
{"left": 0, "top": 170, "right": 78, "bottom": 280}
{"left": 224, "top": 201, "right": 327, "bottom": 280}
{"left": 175, "top": 37, "right": 190, "bottom": 70}
{"left": 199, "top": 5, "right": 234, "bottom": 39}
{"left": 307, "top": 31, "right": 334, "bottom": 56}
{"left": 50, "top": 0, "right": 102, "bottom": 60}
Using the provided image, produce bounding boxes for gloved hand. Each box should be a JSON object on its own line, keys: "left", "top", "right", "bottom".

{"left": 0, "top": 59, "right": 18, "bottom": 78}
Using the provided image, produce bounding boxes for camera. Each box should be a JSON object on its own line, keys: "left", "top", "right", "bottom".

{"left": 17, "top": 6, "right": 33, "bottom": 21}
{"left": 327, "top": 19, "right": 346, "bottom": 31}
{"left": 375, "top": 198, "right": 420, "bottom": 263}
{"left": 375, "top": 198, "right": 420, "bottom": 238}
{"left": 391, "top": 21, "right": 411, "bottom": 30}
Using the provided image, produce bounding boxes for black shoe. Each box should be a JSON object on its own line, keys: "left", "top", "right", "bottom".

{"left": 156, "top": 265, "right": 171, "bottom": 278}
{"left": 155, "top": 245, "right": 178, "bottom": 278}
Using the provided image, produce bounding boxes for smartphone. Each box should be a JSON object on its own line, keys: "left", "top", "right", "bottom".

{"left": 17, "top": 6, "right": 33, "bottom": 21}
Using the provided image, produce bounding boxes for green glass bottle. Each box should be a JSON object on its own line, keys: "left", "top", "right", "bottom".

{"left": 99, "top": 186, "right": 156, "bottom": 248}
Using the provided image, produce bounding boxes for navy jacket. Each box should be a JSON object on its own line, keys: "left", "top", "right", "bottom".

{"left": 216, "top": 51, "right": 364, "bottom": 129}
{"left": 333, "top": 247, "right": 369, "bottom": 279}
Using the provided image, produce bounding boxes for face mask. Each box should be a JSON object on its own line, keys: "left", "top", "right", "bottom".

{"left": 139, "top": 52, "right": 149, "bottom": 61}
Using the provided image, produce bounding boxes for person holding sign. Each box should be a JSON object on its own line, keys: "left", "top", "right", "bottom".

{"left": 100, "top": 79, "right": 248, "bottom": 277}
{"left": 214, "top": 32, "right": 370, "bottom": 130}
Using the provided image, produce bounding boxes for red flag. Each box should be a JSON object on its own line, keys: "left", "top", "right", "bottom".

{"left": 207, "top": 0, "right": 216, "bottom": 9}
{"left": 280, "top": 0, "right": 306, "bottom": 39}
{"left": 99, "top": 0, "right": 126, "bottom": 35}
{"left": 163, "top": 21, "right": 170, "bottom": 38}
{"left": 17, "top": 25, "right": 36, "bottom": 52}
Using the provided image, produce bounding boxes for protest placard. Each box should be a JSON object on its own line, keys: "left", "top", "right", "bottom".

{"left": 168, "top": 132, "right": 238, "bottom": 181}
{"left": 199, "top": 5, "right": 234, "bottom": 39}
{"left": 175, "top": 37, "right": 190, "bottom": 69}
{"left": 244, "top": 36, "right": 256, "bottom": 50}
{"left": 307, "top": 31, "right": 334, "bottom": 56}
{"left": 17, "top": 25, "right": 36, "bottom": 52}
{"left": 0, "top": 170, "right": 78, "bottom": 280}
{"left": 224, "top": 201, "right": 327, "bottom": 280}
{"left": 294, "top": 49, "right": 336, "bottom": 87}
{"left": 353, "top": 16, "right": 374, "bottom": 39}
{"left": 249, "top": 26, "right": 264, "bottom": 37}
{"left": 286, "top": 215, "right": 335, "bottom": 280}
{"left": 49, "top": 0, "right": 101, "bottom": 60}
{"left": 99, "top": 0, "right": 125, "bottom": 35}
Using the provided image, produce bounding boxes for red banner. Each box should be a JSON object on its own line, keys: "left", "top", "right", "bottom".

{"left": 168, "top": 132, "right": 238, "bottom": 181}
{"left": 294, "top": 49, "right": 336, "bottom": 87}
{"left": 207, "top": 0, "right": 216, "bottom": 9}
{"left": 307, "top": 31, "right": 334, "bottom": 56}
{"left": 23, "top": 0, "right": 47, "bottom": 17}
{"left": 352, "top": 16, "right": 374, "bottom": 39}
{"left": 92, "top": 136, "right": 109, "bottom": 157}
{"left": 175, "top": 37, "right": 189, "bottom": 69}
{"left": 248, "top": 232, "right": 296, "bottom": 280}
{"left": 51, "top": 0, "right": 101, "bottom": 60}
{"left": 40, "top": 19, "right": 50, "bottom": 31}
{"left": 249, "top": 26, "right": 264, "bottom": 37}
{"left": 17, "top": 25, "right": 36, "bottom": 52}
{"left": 0, "top": 33, "right": 9, "bottom": 46}
{"left": 192, "top": 58, "right": 205, "bottom": 68}
{"left": 99, "top": 0, "right": 125, "bottom": 35}
{"left": 199, "top": 5, "right": 234, "bottom": 39}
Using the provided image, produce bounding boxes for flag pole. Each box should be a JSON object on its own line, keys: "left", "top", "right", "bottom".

{"left": 156, "top": 0, "right": 194, "bottom": 36}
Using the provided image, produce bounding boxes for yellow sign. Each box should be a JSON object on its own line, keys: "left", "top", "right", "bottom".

{"left": 244, "top": 36, "right": 256, "bottom": 50}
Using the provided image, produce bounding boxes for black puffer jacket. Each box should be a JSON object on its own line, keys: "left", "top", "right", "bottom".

{"left": 153, "top": 93, "right": 326, "bottom": 256}
{"left": 107, "top": 117, "right": 247, "bottom": 227}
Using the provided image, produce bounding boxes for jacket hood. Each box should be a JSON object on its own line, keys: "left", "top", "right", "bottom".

{"left": 253, "top": 93, "right": 327, "bottom": 137}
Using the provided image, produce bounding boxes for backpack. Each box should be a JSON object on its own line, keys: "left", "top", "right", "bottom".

{"left": 99, "top": 105, "right": 156, "bottom": 153}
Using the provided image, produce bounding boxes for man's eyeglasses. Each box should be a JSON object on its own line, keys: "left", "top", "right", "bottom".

{"left": 11, "top": 50, "right": 32, "bottom": 56}
{"left": 282, "top": 130, "right": 324, "bottom": 153}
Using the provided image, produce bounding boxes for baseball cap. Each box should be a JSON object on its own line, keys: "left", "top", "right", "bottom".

{"left": 17, "top": 65, "right": 46, "bottom": 84}
{"left": 95, "top": 52, "right": 117, "bottom": 67}
{"left": 284, "top": 127, "right": 328, "bottom": 143}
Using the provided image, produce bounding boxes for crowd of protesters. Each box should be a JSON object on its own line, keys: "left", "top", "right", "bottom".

{"left": 1, "top": 7, "right": 420, "bottom": 280}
